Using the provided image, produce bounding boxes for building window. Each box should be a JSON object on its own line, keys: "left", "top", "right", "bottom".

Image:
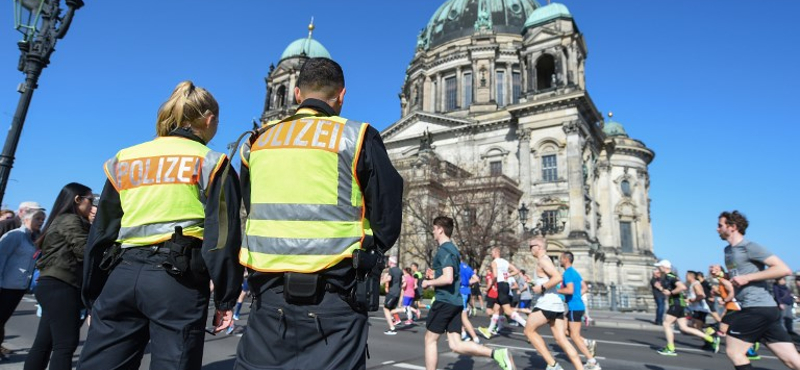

{"left": 496, "top": 70, "right": 505, "bottom": 106}
{"left": 463, "top": 73, "right": 473, "bottom": 108}
{"left": 462, "top": 207, "right": 476, "bottom": 228}
{"left": 512, "top": 71, "right": 521, "bottom": 104}
{"left": 621, "top": 179, "right": 632, "bottom": 197}
{"left": 536, "top": 54, "right": 555, "bottom": 91}
{"left": 542, "top": 154, "right": 557, "bottom": 182}
{"left": 490, "top": 161, "right": 502, "bottom": 176}
{"left": 445, "top": 76, "right": 457, "bottom": 111}
{"left": 276, "top": 85, "right": 286, "bottom": 108}
{"left": 620, "top": 221, "right": 634, "bottom": 253}
{"left": 542, "top": 210, "right": 558, "bottom": 232}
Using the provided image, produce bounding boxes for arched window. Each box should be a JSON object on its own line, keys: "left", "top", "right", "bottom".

{"left": 536, "top": 54, "right": 556, "bottom": 91}
{"left": 276, "top": 85, "right": 286, "bottom": 108}
{"left": 621, "top": 180, "right": 632, "bottom": 197}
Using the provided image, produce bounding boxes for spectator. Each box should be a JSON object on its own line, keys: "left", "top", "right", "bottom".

{"left": 0, "top": 207, "right": 46, "bottom": 357}
{"left": 773, "top": 277, "right": 797, "bottom": 336}
{"left": 24, "top": 183, "right": 93, "bottom": 370}
{"left": 0, "top": 202, "right": 45, "bottom": 237}
{"left": 650, "top": 269, "right": 665, "bottom": 325}
{"left": 0, "top": 210, "right": 14, "bottom": 221}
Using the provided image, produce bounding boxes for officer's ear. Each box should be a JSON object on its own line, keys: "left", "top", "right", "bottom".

{"left": 334, "top": 87, "right": 346, "bottom": 114}
{"left": 294, "top": 86, "right": 303, "bottom": 104}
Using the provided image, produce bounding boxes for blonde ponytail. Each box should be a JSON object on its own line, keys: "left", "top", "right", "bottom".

{"left": 155, "top": 81, "right": 219, "bottom": 137}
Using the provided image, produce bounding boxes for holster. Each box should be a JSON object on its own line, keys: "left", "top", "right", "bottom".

{"left": 352, "top": 249, "right": 384, "bottom": 312}
{"left": 161, "top": 226, "right": 206, "bottom": 282}
{"left": 98, "top": 243, "right": 123, "bottom": 271}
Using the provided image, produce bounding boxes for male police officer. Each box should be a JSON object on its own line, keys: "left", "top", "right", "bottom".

{"left": 235, "top": 58, "right": 403, "bottom": 370}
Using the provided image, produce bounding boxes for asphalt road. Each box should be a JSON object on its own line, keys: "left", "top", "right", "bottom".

{"left": 0, "top": 295, "right": 790, "bottom": 370}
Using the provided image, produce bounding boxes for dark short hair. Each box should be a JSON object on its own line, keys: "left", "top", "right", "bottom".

{"left": 719, "top": 210, "right": 749, "bottom": 235}
{"left": 433, "top": 216, "right": 454, "bottom": 237}
{"left": 519, "top": 269, "right": 526, "bottom": 275}
{"left": 296, "top": 58, "right": 344, "bottom": 99}
{"left": 686, "top": 270, "right": 697, "bottom": 279}
{"left": 561, "top": 251, "right": 574, "bottom": 264}
{"left": 697, "top": 272, "right": 704, "bottom": 278}
{"left": 411, "top": 262, "right": 419, "bottom": 269}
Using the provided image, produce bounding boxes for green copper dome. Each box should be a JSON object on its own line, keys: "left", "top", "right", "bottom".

{"left": 280, "top": 38, "right": 330, "bottom": 61}
{"left": 418, "top": 0, "right": 541, "bottom": 50}
{"left": 603, "top": 120, "right": 627, "bottom": 137}
{"left": 523, "top": 2, "right": 572, "bottom": 31}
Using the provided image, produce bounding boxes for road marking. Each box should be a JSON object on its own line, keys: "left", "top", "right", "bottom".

{"left": 392, "top": 363, "right": 428, "bottom": 370}
{"left": 382, "top": 360, "right": 395, "bottom": 365}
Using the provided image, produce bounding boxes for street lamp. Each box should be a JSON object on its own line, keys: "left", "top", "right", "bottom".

{"left": 517, "top": 202, "right": 529, "bottom": 234}
{"left": 0, "top": 0, "right": 84, "bottom": 205}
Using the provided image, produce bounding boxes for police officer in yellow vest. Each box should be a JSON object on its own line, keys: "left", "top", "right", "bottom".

{"left": 78, "top": 81, "right": 243, "bottom": 370}
{"left": 235, "top": 58, "right": 403, "bottom": 370}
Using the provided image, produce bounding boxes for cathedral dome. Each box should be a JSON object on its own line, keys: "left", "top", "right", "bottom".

{"left": 603, "top": 116, "right": 628, "bottom": 137}
{"left": 280, "top": 37, "right": 330, "bottom": 61}
{"left": 523, "top": 2, "right": 572, "bottom": 31}
{"left": 419, "top": 0, "right": 541, "bottom": 50}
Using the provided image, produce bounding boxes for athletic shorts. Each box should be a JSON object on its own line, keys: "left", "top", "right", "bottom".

{"left": 666, "top": 305, "right": 685, "bottom": 318}
{"left": 426, "top": 301, "right": 463, "bottom": 334}
{"left": 470, "top": 284, "right": 481, "bottom": 297}
{"left": 692, "top": 311, "right": 708, "bottom": 323}
{"left": 384, "top": 295, "right": 399, "bottom": 310}
{"left": 402, "top": 296, "right": 414, "bottom": 307}
{"left": 242, "top": 279, "right": 250, "bottom": 292}
{"left": 485, "top": 295, "right": 497, "bottom": 308}
{"left": 532, "top": 307, "right": 564, "bottom": 321}
{"left": 566, "top": 310, "right": 584, "bottom": 323}
{"left": 519, "top": 299, "right": 532, "bottom": 309}
{"left": 721, "top": 310, "right": 738, "bottom": 325}
{"left": 707, "top": 300, "right": 716, "bottom": 313}
{"left": 462, "top": 294, "right": 471, "bottom": 310}
{"left": 496, "top": 282, "right": 511, "bottom": 305}
{"left": 727, "top": 306, "right": 793, "bottom": 344}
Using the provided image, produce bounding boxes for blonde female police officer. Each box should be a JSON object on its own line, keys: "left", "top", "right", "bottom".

{"left": 78, "top": 81, "right": 243, "bottom": 370}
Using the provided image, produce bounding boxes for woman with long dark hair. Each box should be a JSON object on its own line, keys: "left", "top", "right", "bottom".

{"left": 24, "top": 182, "right": 93, "bottom": 370}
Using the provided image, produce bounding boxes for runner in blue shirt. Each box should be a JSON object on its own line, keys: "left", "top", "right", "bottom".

{"left": 557, "top": 252, "right": 600, "bottom": 369}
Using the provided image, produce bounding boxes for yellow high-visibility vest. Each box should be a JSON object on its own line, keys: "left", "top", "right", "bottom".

{"left": 239, "top": 114, "right": 373, "bottom": 273}
{"left": 103, "top": 136, "right": 226, "bottom": 247}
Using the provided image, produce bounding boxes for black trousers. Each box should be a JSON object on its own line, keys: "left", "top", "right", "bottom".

{"left": 24, "top": 277, "right": 82, "bottom": 370}
{"left": 77, "top": 249, "right": 209, "bottom": 370}
{"left": 234, "top": 287, "right": 368, "bottom": 370}
{"left": 0, "top": 288, "right": 26, "bottom": 344}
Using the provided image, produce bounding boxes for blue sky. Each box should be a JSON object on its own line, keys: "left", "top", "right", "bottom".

{"left": 1, "top": 1, "right": 797, "bottom": 275}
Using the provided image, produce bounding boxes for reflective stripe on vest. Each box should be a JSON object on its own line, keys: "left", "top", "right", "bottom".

{"left": 104, "top": 136, "right": 226, "bottom": 247}
{"left": 240, "top": 116, "right": 372, "bottom": 273}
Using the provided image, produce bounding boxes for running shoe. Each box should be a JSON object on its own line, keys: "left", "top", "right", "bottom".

{"left": 492, "top": 348, "right": 516, "bottom": 370}
{"left": 704, "top": 327, "right": 715, "bottom": 336}
{"left": 403, "top": 320, "right": 414, "bottom": 325}
{"left": 478, "top": 326, "right": 493, "bottom": 339}
{"left": 233, "top": 313, "right": 240, "bottom": 321}
{"left": 0, "top": 346, "right": 12, "bottom": 355}
{"left": 584, "top": 358, "right": 602, "bottom": 370}
{"left": 384, "top": 329, "right": 397, "bottom": 336}
{"left": 656, "top": 347, "right": 677, "bottom": 356}
{"left": 544, "top": 362, "right": 564, "bottom": 370}
{"left": 392, "top": 319, "right": 402, "bottom": 327}
{"left": 225, "top": 324, "right": 235, "bottom": 335}
{"left": 586, "top": 339, "right": 597, "bottom": 357}
{"left": 746, "top": 346, "right": 760, "bottom": 360}
{"left": 711, "top": 336, "right": 720, "bottom": 354}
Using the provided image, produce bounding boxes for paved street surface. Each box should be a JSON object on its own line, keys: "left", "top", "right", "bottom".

{"left": 1, "top": 295, "right": 794, "bottom": 370}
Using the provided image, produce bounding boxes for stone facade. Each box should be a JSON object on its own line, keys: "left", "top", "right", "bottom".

{"left": 380, "top": 1, "right": 657, "bottom": 293}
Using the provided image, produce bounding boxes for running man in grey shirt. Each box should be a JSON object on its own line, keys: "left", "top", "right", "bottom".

{"left": 717, "top": 210, "right": 800, "bottom": 370}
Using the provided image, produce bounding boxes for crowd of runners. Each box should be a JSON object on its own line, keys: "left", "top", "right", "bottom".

{"left": 380, "top": 211, "right": 799, "bottom": 370}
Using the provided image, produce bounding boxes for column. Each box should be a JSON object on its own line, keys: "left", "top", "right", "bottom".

{"left": 564, "top": 121, "right": 586, "bottom": 236}
{"left": 489, "top": 60, "right": 495, "bottom": 103}
{"left": 456, "top": 66, "right": 462, "bottom": 109}
{"left": 437, "top": 73, "right": 443, "bottom": 112}
{"left": 519, "top": 129, "right": 532, "bottom": 199}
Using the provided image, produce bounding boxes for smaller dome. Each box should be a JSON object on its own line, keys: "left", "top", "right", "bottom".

{"left": 523, "top": 2, "right": 572, "bottom": 31}
{"left": 603, "top": 120, "right": 627, "bottom": 137}
{"left": 280, "top": 38, "right": 331, "bottom": 61}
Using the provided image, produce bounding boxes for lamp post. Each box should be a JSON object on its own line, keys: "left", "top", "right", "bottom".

{"left": 518, "top": 203, "right": 568, "bottom": 236}
{"left": 0, "top": 0, "right": 84, "bottom": 205}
